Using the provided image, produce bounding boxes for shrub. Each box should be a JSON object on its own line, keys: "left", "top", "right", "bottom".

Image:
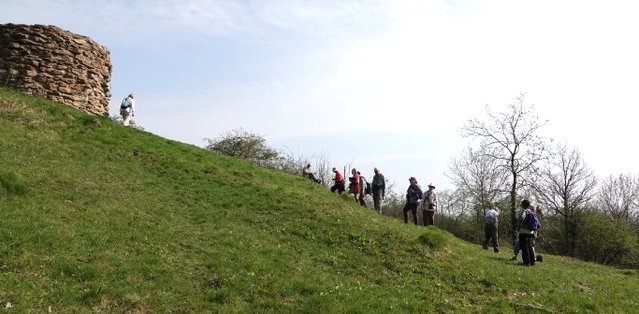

{"left": 418, "top": 227, "right": 448, "bottom": 251}
{"left": 204, "top": 129, "right": 279, "bottom": 167}
{"left": 575, "top": 211, "right": 639, "bottom": 266}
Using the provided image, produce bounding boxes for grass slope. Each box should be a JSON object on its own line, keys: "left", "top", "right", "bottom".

{"left": 0, "top": 86, "right": 638, "bottom": 313}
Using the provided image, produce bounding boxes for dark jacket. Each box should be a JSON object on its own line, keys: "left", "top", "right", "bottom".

{"left": 372, "top": 173, "right": 386, "bottom": 193}
{"left": 406, "top": 183, "right": 422, "bottom": 204}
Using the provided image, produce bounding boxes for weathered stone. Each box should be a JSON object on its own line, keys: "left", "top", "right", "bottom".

{"left": 0, "top": 24, "right": 111, "bottom": 116}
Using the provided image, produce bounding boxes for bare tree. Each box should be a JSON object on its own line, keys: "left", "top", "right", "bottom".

{"left": 271, "top": 149, "right": 307, "bottom": 175}
{"left": 598, "top": 173, "right": 639, "bottom": 222}
{"left": 446, "top": 147, "right": 509, "bottom": 223}
{"left": 462, "top": 94, "right": 549, "bottom": 236}
{"left": 437, "top": 188, "right": 473, "bottom": 218}
{"left": 532, "top": 143, "right": 598, "bottom": 254}
{"left": 311, "top": 153, "right": 333, "bottom": 187}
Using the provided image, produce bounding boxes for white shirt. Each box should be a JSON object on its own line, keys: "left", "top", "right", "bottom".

{"left": 128, "top": 97, "right": 136, "bottom": 113}
{"left": 486, "top": 208, "right": 499, "bottom": 224}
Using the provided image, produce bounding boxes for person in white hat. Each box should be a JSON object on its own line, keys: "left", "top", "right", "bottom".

{"left": 423, "top": 183, "right": 438, "bottom": 226}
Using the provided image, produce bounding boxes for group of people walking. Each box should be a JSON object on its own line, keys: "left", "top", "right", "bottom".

{"left": 306, "top": 165, "right": 439, "bottom": 225}
{"left": 122, "top": 93, "right": 539, "bottom": 265}
{"left": 327, "top": 167, "right": 387, "bottom": 214}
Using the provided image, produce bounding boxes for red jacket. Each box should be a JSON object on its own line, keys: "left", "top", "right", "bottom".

{"left": 352, "top": 173, "right": 361, "bottom": 194}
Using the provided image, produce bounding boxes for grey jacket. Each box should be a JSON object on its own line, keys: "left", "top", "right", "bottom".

{"left": 372, "top": 173, "right": 385, "bottom": 192}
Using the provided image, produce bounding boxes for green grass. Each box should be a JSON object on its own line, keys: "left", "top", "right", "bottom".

{"left": 1, "top": 85, "right": 638, "bottom": 313}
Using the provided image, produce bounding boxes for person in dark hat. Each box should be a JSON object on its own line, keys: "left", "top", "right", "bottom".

{"left": 402, "top": 177, "right": 422, "bottom": 225}
{"left": 423, "top": 183, "right": 438, "bottom": 226}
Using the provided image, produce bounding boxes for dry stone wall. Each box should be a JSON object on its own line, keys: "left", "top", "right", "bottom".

{"left": 0, "top": 24, "right": 111, "bottom": 116}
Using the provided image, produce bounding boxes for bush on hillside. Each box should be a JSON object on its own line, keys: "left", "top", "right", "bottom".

{"left": 575, "top": 211, "right": 639, "bottom": 266}
{"left": 418, "top": 227, "right": 448, "bottom": 251}
{"left": 204, "top": 129, "right": 279, "bottom": 167}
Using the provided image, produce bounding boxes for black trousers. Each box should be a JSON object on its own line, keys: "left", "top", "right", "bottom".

{"left": 423, "top": 210, "right": 435, "bottom": 226}
{"left": 483, "top": 223, "right": 499, "bottom": 249}
{"left": 330, "top": 181, "right": 345, "bottom": 194}
{"left": 373, "top": 190, "right": 382, "bottom": 212}
{"left": 519, "top": 233, "right": 535, "bottom": 265}
{"left": 403, "top": 202, "right": 418, "bottom": 225}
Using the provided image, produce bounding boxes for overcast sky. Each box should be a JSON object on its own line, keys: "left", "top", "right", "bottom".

{"left": 2, "top": 0, "right": 638, "bottom": 192}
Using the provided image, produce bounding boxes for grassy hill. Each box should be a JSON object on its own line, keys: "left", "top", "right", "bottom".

{"left": 1, "top": 86, "right": 638, "bottom": 313}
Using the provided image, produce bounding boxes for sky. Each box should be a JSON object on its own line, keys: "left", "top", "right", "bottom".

{"left": 2, "top": 0, "right": 639, "bottom": 193}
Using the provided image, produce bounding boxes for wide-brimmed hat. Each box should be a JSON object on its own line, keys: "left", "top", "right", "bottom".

{"left": 332, "top": 167, "right": 338, "bottom": 172}
{"left": 409, "top": 177, "right": 416, "bottom": 181}
{"left": 428, "top": 183, "right": 435, "bottom": 188}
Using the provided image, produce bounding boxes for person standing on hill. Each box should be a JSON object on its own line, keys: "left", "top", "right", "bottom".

{"left": 120, "top": 93, "right": 135, "bottom": 126}
{"left": 403, "top": 177, "right": 422, "bottom": 225}
{"left": 423, "top": 183, "right": 438, "bottom": 226}
{"left": 512, "top": 205, "right": 543, "bottom": 262}
{"left": 483, "top": 206, "right": 500, "bottom": 252}
{"left": 519, "top": 199, "right": 539, "bottom": 266}
{"left": 371, "top": 167, "right": 386, "bottom": 213}
{"left": 350, "top": 168, "right": 361, "bottom": 203}
{"left": 330, "top": 167, "right": 345, "bottom": 195}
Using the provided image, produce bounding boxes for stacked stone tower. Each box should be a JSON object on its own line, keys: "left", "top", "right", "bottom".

{"left": 0, "top": 24, "right": 112, "bottom": 116}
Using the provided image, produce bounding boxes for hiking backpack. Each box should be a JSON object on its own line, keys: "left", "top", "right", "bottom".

{"left": 120, "top": 97, "right": 131, "bottom": 109}
{"left": 364, "top": 181, "right": 372, "bottom": 195}
{"left": 523, "top": 210, "right": 540, "bottom": 231}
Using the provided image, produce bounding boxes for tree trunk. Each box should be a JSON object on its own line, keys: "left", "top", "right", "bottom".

{"left": 510, "top": 173, "right": 518, "bottom": 239}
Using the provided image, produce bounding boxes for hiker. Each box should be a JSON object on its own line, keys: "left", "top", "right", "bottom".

{"left": 349, "top": 169, "right": 361, "bottom": 203}
{"left": 330, "top": 167, "right": 345, "bottom": 195}
{"left": 302, "top": 163, "right": 321, "bottom": 183}
{"left": 513, "top": 205, "right": 543, "bottom": 262}
{"left": 357, "top": 171, "right": 367, "bottom": 206}
{"left": 371, "top": 167, "right": 386, "bottom": 213}
{"left": 403, "top": 177, "right": 422, "bottom": 225}
{"left": 483, "top": 206, "right": 500, "bottom": 253}
{"left": 120, "top": 93, "right": 136, "bottom": 126}
{"left": 422, "top": 183, "right": 438, "bottom": 226}
{"left": 518, "top": 199, "right": 539, "bottom": 266}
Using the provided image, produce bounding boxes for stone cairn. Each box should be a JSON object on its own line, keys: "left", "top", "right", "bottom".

{"left": 0, "top": 24, "right": 112, "bottom": 116}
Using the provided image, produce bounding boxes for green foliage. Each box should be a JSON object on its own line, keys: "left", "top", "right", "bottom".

{"left": 575, "top": 211, "right": 639, "bottom": 266}
{"left": 0, "top": 170, "right": 28, "bottom": 197}
{"left": 204, "top": 128, "right": 279, "bottom": 166}
{"left": 418, "top": 227, "right": 448, "bottom": 251}
{"left": 1, "top": 86, "right": 639, "bottom": 312}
